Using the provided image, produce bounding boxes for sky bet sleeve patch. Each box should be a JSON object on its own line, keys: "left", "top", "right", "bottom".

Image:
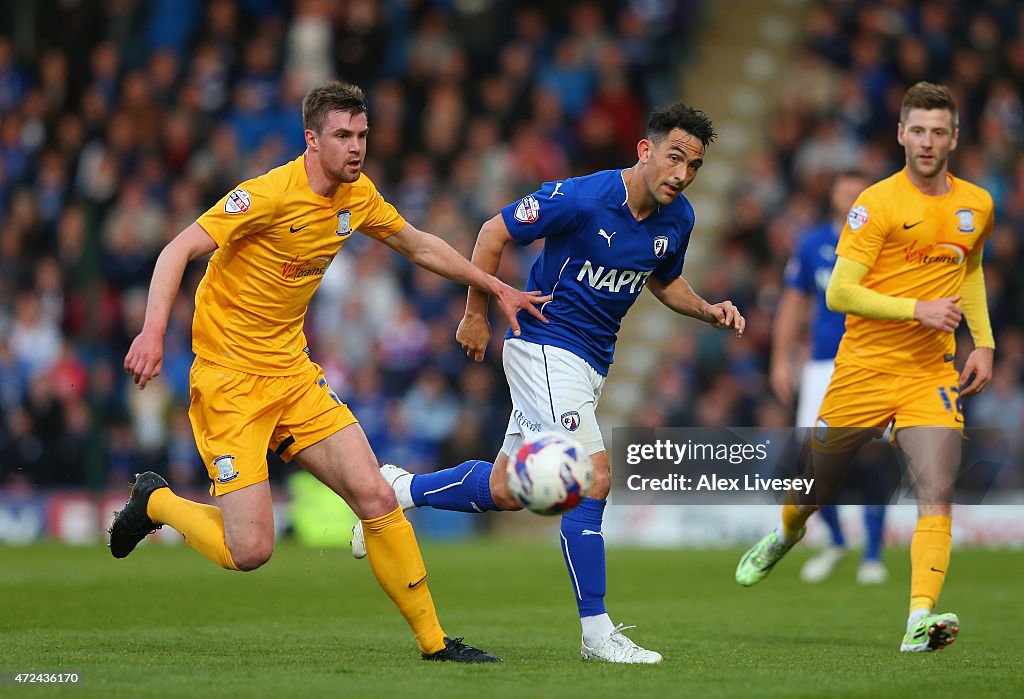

{"left": 224, "top": 188, "right": 252, "bottom": 214}
{"left": 514, "top": 195, "right": 540, "bottom": 223}
{"left": 847, "top": 205, "right": 868, "bottom": 231}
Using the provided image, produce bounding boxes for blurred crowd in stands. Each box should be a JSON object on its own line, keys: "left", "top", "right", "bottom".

{"left": 0, "top": 0, "right": 1020, "bottom": 492}
{"left": 0, "top": 0, "right": 690, "bottom": 489}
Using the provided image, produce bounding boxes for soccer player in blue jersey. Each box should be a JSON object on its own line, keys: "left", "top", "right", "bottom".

{"left": 352, "top": 104, "right": 745, "bottom": 662}
{"left": 770, "top": 171, "right": 889, "bottom": 585}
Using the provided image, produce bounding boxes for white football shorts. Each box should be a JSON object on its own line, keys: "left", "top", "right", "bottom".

{"left": 499, "top": 338, "right": 606, "bottom": 457}
{"left": 796, "top": 359, "right": 835, "bottom": 428}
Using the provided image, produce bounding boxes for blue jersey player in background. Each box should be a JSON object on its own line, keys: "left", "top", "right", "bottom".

{"left": 770, "top": 171, "right": 889, "bottom": 585}
{"left": 352, "top": 104, "right": 744, "bottom": 663}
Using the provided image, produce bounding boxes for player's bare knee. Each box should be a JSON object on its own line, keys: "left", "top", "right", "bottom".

{"left": 488, "top": 456, "right": 523, "bottom": 511}
{"left": 230, "top": 540, "right": 274, "bottom": 571}
{"left": 352, "top": 481, "right": 399, "bottom": 519}
{"left": 490, "top": 478, "right": 523, "bottom": 511}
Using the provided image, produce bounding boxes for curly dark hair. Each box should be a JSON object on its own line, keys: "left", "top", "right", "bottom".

{"left": 647, "top": 104, "right": 717, "bottom": 149}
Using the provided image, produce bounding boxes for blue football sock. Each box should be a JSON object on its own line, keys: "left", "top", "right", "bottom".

{"left": 819, "top": 504, "right": 845, "bottom": 547}
{"left": 863, "top": 505, "right": 886, "bottom": 561}
{"left": 409, "top": 460, "right": 496, "bottom": 513}
{"left": 559, "top": 497, "right": 607, "bottom": 618}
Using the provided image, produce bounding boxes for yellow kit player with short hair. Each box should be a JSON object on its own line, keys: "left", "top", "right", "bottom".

{"left": 111, "top": 81, "right": 549, "bottom": 663}
{"left": 736, "top": 82, "right": 995, "bottom": 653}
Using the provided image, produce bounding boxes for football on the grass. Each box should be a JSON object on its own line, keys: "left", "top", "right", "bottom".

{"left": 508, "top": 432, "right": 593, "bottom": 515}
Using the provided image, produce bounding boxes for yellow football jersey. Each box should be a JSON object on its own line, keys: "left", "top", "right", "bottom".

{"left": 835, "top": 168, "right": 993, "bottom": 376}
{"left": 193, "top": 155, "right": 405, "bottom": 375}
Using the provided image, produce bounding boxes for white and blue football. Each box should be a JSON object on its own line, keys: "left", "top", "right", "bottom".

{"left": 508, "top": 432, "right": 593, "bottom": 515}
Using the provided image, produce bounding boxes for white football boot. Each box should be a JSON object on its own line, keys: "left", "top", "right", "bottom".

{"left": 350, "top": 464, "right": 414, "bottom": 559}
{"left": 856, "top": 559, "right": 888, "bottom": 584}
{"left": 799, "top": 545, "right": 847, "bottom": 583}
{"left": 581, "top": 624, "right": 663, "bottom": 664}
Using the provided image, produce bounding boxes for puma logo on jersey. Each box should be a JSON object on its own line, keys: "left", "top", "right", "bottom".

{"left": 577, "top": 260, "right": 652, "bottom": 294}
{"left": 550, "top": 181, "right": 565, "bottom": 198}
{"left": 597, "top": 229, "right": 616, "bottom": 246}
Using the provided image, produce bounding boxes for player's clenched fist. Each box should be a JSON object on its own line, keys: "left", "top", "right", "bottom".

{"left": 457, "top": 312, "right": 492, "bottom": 362}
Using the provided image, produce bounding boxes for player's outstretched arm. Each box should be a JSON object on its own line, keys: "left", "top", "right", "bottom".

{"left": 646, "top": 275, "right": 745, "bottom": 337}
{"left": 381, "top": 221, "right": 549, "bottom": 339}
{"left": 124, "top": 222, "right": 218, "bottom": 389}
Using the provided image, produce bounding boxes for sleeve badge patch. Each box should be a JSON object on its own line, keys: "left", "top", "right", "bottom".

{"left": 224, "top": 189, "right": 252, "bottom": 214}
{"left": 514, "top": 195, "right": 540, "bottom": 223}
{"left": 847, "top": 205, "right": 868, "bottom": 231}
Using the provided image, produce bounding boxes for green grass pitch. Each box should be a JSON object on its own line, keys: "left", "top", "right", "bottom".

{"left": 1, "top": 539, "right": 1021, "bottom": 698}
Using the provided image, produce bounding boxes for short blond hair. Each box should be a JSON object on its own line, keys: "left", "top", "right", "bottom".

{"left": 900, "top": 82, "right": 958, "bottom": 129}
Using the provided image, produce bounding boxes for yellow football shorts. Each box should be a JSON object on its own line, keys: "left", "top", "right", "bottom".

{"left": 813, "top": 359, "right": 964, "bottom": 455}
{"left": 188, "top": 357, "right": 358, "bottom": 496}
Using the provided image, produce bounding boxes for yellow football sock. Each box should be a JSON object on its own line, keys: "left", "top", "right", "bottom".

{"left": 781, "top": 502, "right": 811, "bottom": 540}
{"left": 909, "top": 515, "right": 952, "bottom": 613}
{"left": 362, "top": 507, "right": 447, "bottom": 654}
{"left": 147, "top": 488, "right": 239, "bottom": 570}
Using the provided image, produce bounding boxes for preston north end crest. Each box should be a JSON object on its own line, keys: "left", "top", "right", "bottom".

{"left": 214, "top": 454, "right": 239, "bottom": 483}
{"left": 336, "top": 209, "right": 352, "bottom": 237}
{"left": 955, "top": 209, "right": 975, "bottom": 233}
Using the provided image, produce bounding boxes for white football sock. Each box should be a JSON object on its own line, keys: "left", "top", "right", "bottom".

{"left": 581, "top": 613, "right": 615, "bottom": 647}
{"left": 393, "top": 474, "right": 414, "bottom": 510}
{"left": 774, "top": 525, "right": 798, "bottom": 545}
{"left": 907, "top": 607, "right": 931, "bottom": 630}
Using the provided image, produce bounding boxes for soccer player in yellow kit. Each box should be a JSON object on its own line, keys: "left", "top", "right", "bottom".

{"left": 736, "top": 82, "right": 995, "bottom": 652}
{"left": 110, "top": 81, "right": 549, "bottom": 662}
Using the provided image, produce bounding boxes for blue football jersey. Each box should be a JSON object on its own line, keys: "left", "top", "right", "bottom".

{"left": 501, "top": 170, "right": 692, "bottom": 375}
{"left": 782, "top": 222, "right": 846, "bottom": 360}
